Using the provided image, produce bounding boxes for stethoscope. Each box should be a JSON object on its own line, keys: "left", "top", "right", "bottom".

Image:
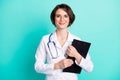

{"left": 47, "top": 33, "right": 59, "bottom": 59}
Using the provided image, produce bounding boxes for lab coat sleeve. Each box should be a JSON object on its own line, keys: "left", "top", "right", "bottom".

{"left": 75, "top": 54, "right": 94, "bottom": 72}
{"left": 34, "top": 37, "right": 54, "bottom": 75}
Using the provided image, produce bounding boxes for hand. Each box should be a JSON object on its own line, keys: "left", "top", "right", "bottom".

{"left": 66, "top": 45, "right": 79, "bottom": 58}
{"left": 66, "top": 45, "right": 82, "bottom": 64}
{"left": 54, "top": 59, "right": 73, "bottom": 69}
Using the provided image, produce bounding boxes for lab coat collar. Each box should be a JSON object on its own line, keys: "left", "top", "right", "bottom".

{"left": 50, "top": 31, "right": 73, "bottom": 48}
{"left": 51, "top": 31, "right": 73, "bottom": 42}
{"left": 67, "top": 32, "right": 74, "bottom": 42}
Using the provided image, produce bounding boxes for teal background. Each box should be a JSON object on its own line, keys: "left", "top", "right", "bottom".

{"left": 0, "top": 0, "right": 120, "bottom": 80}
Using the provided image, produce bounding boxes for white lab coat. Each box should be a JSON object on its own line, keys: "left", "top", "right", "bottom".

{"left": 35, "top": 31, "right": 94, "bottom": 80}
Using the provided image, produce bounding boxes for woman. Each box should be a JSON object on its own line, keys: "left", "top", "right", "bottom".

{"left": 35, "top": 3, "right": 94, "bottom": 80}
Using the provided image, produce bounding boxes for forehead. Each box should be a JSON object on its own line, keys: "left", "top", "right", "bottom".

{"left": 55, "top": 8, "right": 68, "bottom": 15}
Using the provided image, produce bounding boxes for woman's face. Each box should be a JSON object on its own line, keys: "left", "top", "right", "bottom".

{"left": 55, "top": 8, "right": 70, "bottom": 29}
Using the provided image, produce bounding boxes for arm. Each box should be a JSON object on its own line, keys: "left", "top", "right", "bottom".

{"left": 66, "top": 45, "right": 94, "bottom": 72}
{"left": 54, "top": 59, "right": 73, "bottom": 69}
{"left": 76, "top": 54, "right": 94, "bottom": 72}
{"left": 35, "top": 37, "right": 74, "bottom": 75}
{"left": 34, "top": 37, "right": 54, "bottom": 75}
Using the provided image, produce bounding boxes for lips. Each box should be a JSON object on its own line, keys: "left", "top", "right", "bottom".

{"left": 59, "top": 23, "right": 65, "bottom": 25}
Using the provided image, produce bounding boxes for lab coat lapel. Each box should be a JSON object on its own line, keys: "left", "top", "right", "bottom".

{"left": 50, "top": 32, "right": 61, "bottom": 48}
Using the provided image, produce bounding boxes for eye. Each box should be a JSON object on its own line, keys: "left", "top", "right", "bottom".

{"left": 64, "top": 14, "right": 69, "bottom": 18}
{"left": 55, "top": 14, "right": 61, "bottom": 18}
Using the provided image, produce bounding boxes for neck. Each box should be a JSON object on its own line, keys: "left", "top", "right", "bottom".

{"left": 56, "top": 29, "right": 68, "bottom": 38}
{"left": 55, "top": 29, "right": 69, "bottom": 47}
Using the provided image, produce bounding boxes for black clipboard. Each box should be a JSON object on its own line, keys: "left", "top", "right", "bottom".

{"left": 63, "top": 39, "right": 91, "bottom": 74}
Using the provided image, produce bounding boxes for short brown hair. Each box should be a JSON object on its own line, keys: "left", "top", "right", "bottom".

{"left": 50, "top": 4, "right": 75, "bottom": 27}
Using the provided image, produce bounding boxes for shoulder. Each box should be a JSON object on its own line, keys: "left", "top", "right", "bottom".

{"left": 37, "top": 34, "right": 51, "bottom": 47}
{"left": 41, "top": 33, "right": 51, "bottom": 42}
{"left": 42, "top": 34, "right": 50, "bottom": 39}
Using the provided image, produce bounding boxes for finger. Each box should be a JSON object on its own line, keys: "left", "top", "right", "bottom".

{"left": 67, "top": 59, "right": 73, "bottom": 66}
{"left": 68, "top": 46, "right": 73, "bottom": 51}
{"left": 66, "top": 51, "right": 71, "bottom": 56}
{"left": 68, "top": 46, "right": 72, "bottom": 50}
{"left": 69, "top": 59, "right": 73, "bottom": 64}
{"left": 69, "top": 45, "right": 73, "bottom": 49}
{"left": 67, "top": 48, "right": 71, "bottom": 54}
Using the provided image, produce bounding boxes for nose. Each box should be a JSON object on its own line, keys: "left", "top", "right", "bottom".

{"left": 60, "top": 16, "right": 64, "bottom": 21}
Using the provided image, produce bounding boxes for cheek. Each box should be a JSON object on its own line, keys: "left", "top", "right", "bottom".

{"left": 55, "top": 18, "right": 59, "bottom": 23}
{"left": 66, "top": 19, "right": 70, "bottom": 24}
{"left": 55, "top": 20, "right": 58, "bottom": 25}
{"left": 66, "top": 20, "right": 70, "bottom": 25}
